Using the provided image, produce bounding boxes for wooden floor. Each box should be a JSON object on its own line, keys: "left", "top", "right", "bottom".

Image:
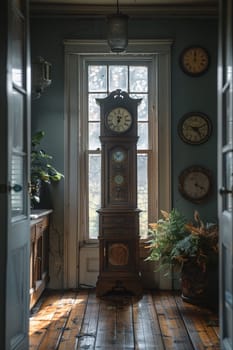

{"left": 29, "top": 289, "right": 220, "bottom": 350}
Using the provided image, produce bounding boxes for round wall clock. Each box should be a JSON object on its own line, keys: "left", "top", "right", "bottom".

{"left": 179, "top": 165, "right": 212, "bottom": 203}
{"left": 178, "top": 112, "right": 212, "bottom": 145}
{"left": 106, "top": 107, "right": 132, "bottom": 133}
{"left": 180, "top": 46, "right": 210, "bottom": 76}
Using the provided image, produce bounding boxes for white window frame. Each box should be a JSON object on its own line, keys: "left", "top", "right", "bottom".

{"left": 64, "top": 39, "right": 172, "bottom": 288}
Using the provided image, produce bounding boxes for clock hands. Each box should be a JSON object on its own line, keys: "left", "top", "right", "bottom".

{"left": 117, "top": 115, "right": 122, "bottom": 124}
{"left": 107, "top": 108, "right": 132, "bottom": 132}
{"left": 194, "top": 182, "right": 205, "bottom": 191}
{"left": 193, "top": 51, "right": 197, "bottom": 62}
{"left": 190, "top": 123, "right": 206, "bottom": 138}
{"left": 190, "top": 126, "right": 202, "bottom": 138}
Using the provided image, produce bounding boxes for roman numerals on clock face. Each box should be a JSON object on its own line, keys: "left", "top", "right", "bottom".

{"left": 107, "top": 107, "right": 132, "bottom": 133}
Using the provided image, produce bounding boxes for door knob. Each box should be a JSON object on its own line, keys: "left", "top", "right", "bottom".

{"left": 11, "top": 184, "right": 23, "bottom": 192}
{"left": 0, "top": 184, "right": 23, "bottom": 193}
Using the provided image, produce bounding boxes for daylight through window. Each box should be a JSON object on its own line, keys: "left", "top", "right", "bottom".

{"left": 87, "top": 64, "right": 149, "bottom": 239}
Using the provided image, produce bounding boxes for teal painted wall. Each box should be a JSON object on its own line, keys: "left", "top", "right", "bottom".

{"left": 30, "top": 16, "right": 218, "bottom": 288}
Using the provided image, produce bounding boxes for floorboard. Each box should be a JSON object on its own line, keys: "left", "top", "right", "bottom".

{"left": 29, "top": 289, "right": 220, "bottom": 350}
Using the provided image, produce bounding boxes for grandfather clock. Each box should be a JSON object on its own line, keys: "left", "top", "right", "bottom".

{"left": 96, "top": 89, "right": 143, "bottom": 297}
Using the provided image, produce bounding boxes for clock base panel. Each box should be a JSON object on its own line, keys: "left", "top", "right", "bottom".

{"left": 96, "top": 275, "right": 143, "bottom": 298}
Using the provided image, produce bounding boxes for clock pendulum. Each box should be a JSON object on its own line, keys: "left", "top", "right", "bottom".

{"left": 95, "top": 89, "right": 143, "bottom": 298}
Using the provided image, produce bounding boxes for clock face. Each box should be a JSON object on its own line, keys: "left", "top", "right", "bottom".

{"left": 114, "top": 174, "right": 124, "bottom": 185}
{"left": 112, "top": 150, "right": 125, "bottom": 162}
{"left": 180, "top": 46, "right": 210, "bottom": 76}
{"left": 179, "top": 166, "right": 212, "bottom": 203}
{"left": 178, "top": 112, "right": 212, "bottom": 145}
{"left": 106, "top": 107, "right": 132, "bottom": 133}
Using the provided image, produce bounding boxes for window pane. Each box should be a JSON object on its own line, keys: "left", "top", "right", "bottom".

{"left": 89, "top": 154, "right": 101, "bottom": 239}
{"left": 109, "top": 65, "right": 128, "bottom": 91}
{"left": 89, "top": 122, "right": 101, "bottom": 150}
{"left": 12, "top": 15, "right": 24, "bottom": 87}
{"left": 138, "top": 122, "right": 148, "bottom": 149}
{"left": 89, "top": 93, "right": 106, "bottom": 121}
{"left": 130, "top": 94, "right": 148, "bottom": 121}
{"left": 88, "top": 65, "right": 107, "bottom": 92}
{"left": 130, "top": 66, "right": 148, "bottom": 92}
{"left": 138, "top": 154, "right": 148, "bottom": 238}
{"left": 11, "top": 154, "right": 24, "bottom": 217}
{"left": 87, "top": 62, "right": 150, "bottom": 240}
{"left": 13, "top": 90, "right": 24, "bottom": 150}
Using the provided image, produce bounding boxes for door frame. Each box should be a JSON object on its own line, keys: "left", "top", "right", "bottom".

{"left": 64, "top": 39, "right": 172, "bottom": 289}
{"left": 218, "top": 0, "right": 233, "bottom": 348}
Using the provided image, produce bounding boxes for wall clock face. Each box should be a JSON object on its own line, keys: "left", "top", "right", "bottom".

{"left": 179, "top": 166, "right": 212, "bottom": 203}
{"left": 180, "top": 46, "right": 210, "bottom": 76}
{"left": 178, "top": 112, "right": 212, "bottom": 145}
{"left": 106, "top": 107, "right": 132, "bottom": 133}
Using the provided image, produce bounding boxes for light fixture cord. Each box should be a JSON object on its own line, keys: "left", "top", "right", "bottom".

{"left": 117, "top": 0, "right": 119, "bottom": 14}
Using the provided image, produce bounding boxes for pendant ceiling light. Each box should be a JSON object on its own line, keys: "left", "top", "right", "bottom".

{"left": 107, "top": 0, "right": 128, "bottom": 53}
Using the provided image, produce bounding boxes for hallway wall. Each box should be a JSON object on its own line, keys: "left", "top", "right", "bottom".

{"left": 30, "top": 15, "right": 218, "bottom": 288}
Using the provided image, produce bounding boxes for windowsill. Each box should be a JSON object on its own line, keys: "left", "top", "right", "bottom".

{"left": 79, "top": 241, "right": 99, "bottom": 248}
{"left": 30, "top": 209, "right": 53, "bottom": 220}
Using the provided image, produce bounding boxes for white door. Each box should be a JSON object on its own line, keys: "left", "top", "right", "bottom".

{"left": 0, "top": 0, "right": 30, "bottom": 349}
{"left": 218, "top": 0, "right": 233, "bottom": 349}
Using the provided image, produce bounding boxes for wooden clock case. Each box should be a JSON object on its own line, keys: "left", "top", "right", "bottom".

{"left": 96, "top": 89, "right": 143, "bottom": 298}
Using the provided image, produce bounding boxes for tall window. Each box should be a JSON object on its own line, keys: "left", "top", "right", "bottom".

{"left": 87, "top": 63, "right": 150, "bottom": 239}
{"left": 64, "top": 40, "right": 171, "bottom": 288}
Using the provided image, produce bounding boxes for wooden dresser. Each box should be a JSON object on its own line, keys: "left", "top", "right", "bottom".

{"left": 30, "top": 209, "right": 52, "bottom": 309}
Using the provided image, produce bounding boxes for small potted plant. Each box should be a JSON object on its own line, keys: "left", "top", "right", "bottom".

{"left": 146, "top": 209, "right": 218, "bottom": 307}
{"left": 31, "top": 130, "right": 64, "bottom": 207}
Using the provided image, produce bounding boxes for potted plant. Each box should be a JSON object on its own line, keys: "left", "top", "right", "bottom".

{"left": 146, "top": 208, "right": 218, "bottom": 307}
{"left": 31, "top": 130, "right": 64, "bottom": 207}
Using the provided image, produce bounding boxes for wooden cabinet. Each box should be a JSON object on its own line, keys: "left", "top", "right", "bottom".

{"left": 30, "top": 210, "right": 52, "bottom": 308}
